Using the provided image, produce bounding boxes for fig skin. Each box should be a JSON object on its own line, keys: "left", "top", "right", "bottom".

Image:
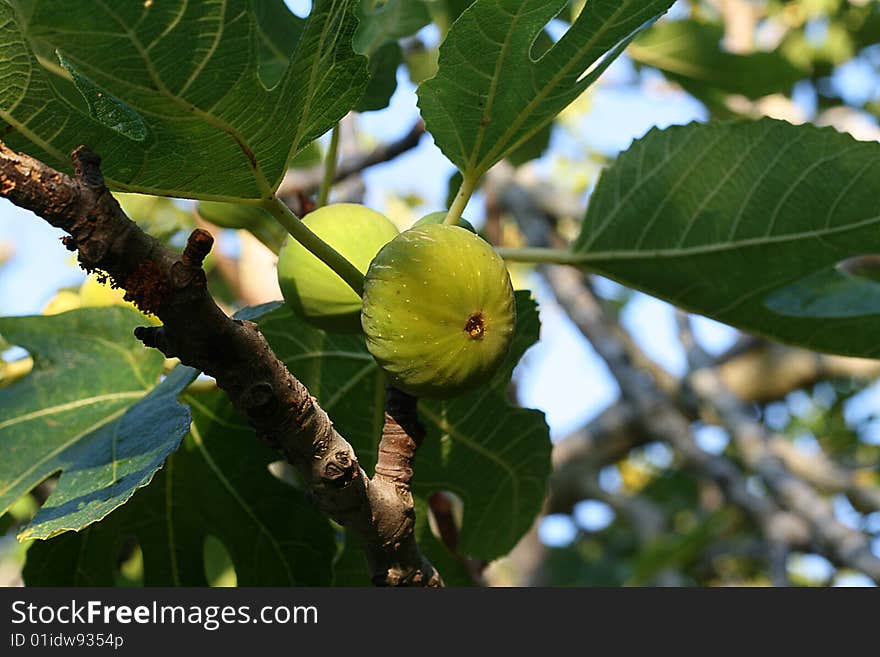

{"left": 413, "top": 211, "right": 477, "bottom": 233}
{"left": 198, "top": 200, "right": 271, "bottom": 230}
{"left": 277, "top": 203, "right": 399, "bottom": 333}
{"left": 361, "top": 223, "right": 516, "bottom": 399}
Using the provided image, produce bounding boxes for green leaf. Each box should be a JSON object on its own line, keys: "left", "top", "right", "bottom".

{"left": 114, "top": 192, "right": 195, "bottom": 243}
{"left": 404, "top": 40, "right": 439, "bottom": 85}
{"left": 573, "top": 118, "right": 880, "bottom": 358}
{"left": 256, "top": 291, "right": 550, "bottom": 565}
{"left": 356, "top": 42, "right": 402, "bottom": 112}
{"left": 352, "top": 1, "right": 431, "bottom": 112}
{"left": 329, "top": 533, "right": 369, "bottom": 585}
{"left": 1, "top": 0, "right": 367, "bottom": 200}
{"left": 20, "top": 366, "right": 195, "bottom": 541}
{"left": 197, "top": 200, "right": 286, "bottom": 253}
{"left": 0, "top": 307, "right": 179, "bottom": 538}
{"left": 629, "top": 19, "right": 805, "bottom": 101}
{"left": 415, "top": 292, "right": 549, "bottom": 560}
{"left": 24, "top": 390, "right": 336, "bottom": 585}
{"left": 355, "top": 0, "right": 431, "bottom": 56}
{"left": 57, "top": 52, "right": 148, "bottom": 141}
{"left": 506, "top": 121, "right": 553, "bottom": 168}
{"left": 253, "top": 0, "right": 306, "bottom": 88}
{"left": 423, "top": 0, "right": 477, "bottom": 32}
{"left": 417, "top": 0, "right": 675, "bottom": 180}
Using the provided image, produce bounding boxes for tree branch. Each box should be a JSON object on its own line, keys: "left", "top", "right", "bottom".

{"left": 361, "top": 386, "right": 442, "bottom": 585}
{"left": 546, "top": 267, "right": 880, "bottom": 581}
{"left": 278, "top": 120, "right": 426, "bottom": 199}
{"left": 0, "top": 141, "right": 441, "bottom": 587}
{"left": 677, "top": 314, "right": 880, "bottom": 582}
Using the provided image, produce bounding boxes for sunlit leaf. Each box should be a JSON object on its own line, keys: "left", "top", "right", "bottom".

{"left": 0, "top": 0, "right": 366, "bottom": 200}
{"left": 24, "top": 388, "right": 335, "bottom": 585}
{"left": 418, "top": 0, "right": 675, "bottom": 180}
{"left": 573, "top": 118, "right": 880, "bottom": 357}
{"left": 0, "top": 308, "right": 188, "bottom": 539}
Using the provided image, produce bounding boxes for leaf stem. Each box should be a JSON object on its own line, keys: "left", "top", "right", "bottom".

{"left": 495, "top": 246, "right": 588, "bottom": 266}
{"left": 316, "top": 124, "right": 340, "bottom": 209}
{"left": 262, "top": 196, "right": 365, "bottom": 296}
{"left": 445, "top": 175, "right": 477, "bottom": 226}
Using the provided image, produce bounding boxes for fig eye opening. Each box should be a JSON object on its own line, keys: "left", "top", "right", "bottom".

{"left": 465, "top": 312, "right": 485, "bottom": 339}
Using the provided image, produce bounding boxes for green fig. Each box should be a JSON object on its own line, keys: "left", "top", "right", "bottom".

{"left": 277, "top": 203, "right": 399, "bottom": 333}
{"left": 361, "top": 223, "right": 515, "bottom": 399}
{"left": 198, "top": 201, "right": 287, "bottom": 253}
{"left": 198, "top": 200, "right": 271, "bottom": 229}
{"left": 413, "top": 211, "right": 477, "bottom": 233}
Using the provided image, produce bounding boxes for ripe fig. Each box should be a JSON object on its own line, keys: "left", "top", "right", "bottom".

{"left": 277, "top": 203, "right": 399, "bottom": 333}
{"left": 361, "top": 223, "right": 515, "bottom": 399}
{"left": 413, "top": 211, "right": 477, "bottom": 233}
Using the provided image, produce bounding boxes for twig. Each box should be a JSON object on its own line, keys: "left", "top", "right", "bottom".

{"left": 279, "top": 120, "right": 426, "bottom": 199}
{"left": 0, "top": 141, "right": 441, "bottom": 587}
{"left": 360, "top": 386, "right": 442, "bottom": 585}
{"left": 542, "top": 265, "right": 811, "bottom": 579}
{"left": 676, "top": 311, "right": 880, "bottom": 581}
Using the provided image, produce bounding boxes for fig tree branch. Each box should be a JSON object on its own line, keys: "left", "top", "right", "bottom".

{"left": 546, "top": 264, "right": 880, "bottom": 582}
{"left": 676, "top": 313, "right": 880, "bottom": 582}
{"left": 0, "top": 141, "right": 441, "bottom": 587}
{"left": 279, "top": 120, "right": 426, "bottom": 199}
{"left": 542, "top": 266, "right": 815, "bottom": 581}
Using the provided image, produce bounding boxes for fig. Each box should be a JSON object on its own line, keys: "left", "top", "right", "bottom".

{"left": 361, "top": 223, "right": 515, "bottom": 398}
{"left": 79, "top": 275, "right": 130, "bottom": 308}
{"left": 198, "top": 200, "right": 272, "bottom": 230}
{"left": 198, "top": 201, "right": 287, "bottom": 253}
{"left": 413, "top": 211, "right": 477, "bottom": 233}
{"left": 277, "top": 203, "right": 399, "bottom": 333}
{"left": 45, "top": 275, "right": 162, "bottom": 323}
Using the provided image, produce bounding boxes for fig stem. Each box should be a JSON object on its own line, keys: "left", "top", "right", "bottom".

{"left": 316, "top": 123, "right": 340, "bottom": 209}
{"left": 262, "top": 196, "right": 365, "bottom": 297}
{"left": 445, "top": 174, "right": 477, "bottom": 226}
{"left": 495, "top": 246, "right": 588, "bottom": 266}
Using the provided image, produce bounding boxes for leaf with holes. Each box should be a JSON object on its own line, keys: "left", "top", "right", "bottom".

{"left": 23, "top": 388, "right": 335, "bottom": 585}
{"left": 417, "top": 0, "right": 675, "bottom": 181}
{"left": 0, "top": 307, "right": 190, "bottom": 539}
{"left": 0, "top": 0, "right": 366, "bottom": 200}
{"left": 573, "top": 118, "right": 880, "bottom": 358}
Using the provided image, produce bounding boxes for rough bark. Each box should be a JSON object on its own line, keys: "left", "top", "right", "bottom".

{"left": 0, "top": 141, "right": 441, "bottom": 587}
